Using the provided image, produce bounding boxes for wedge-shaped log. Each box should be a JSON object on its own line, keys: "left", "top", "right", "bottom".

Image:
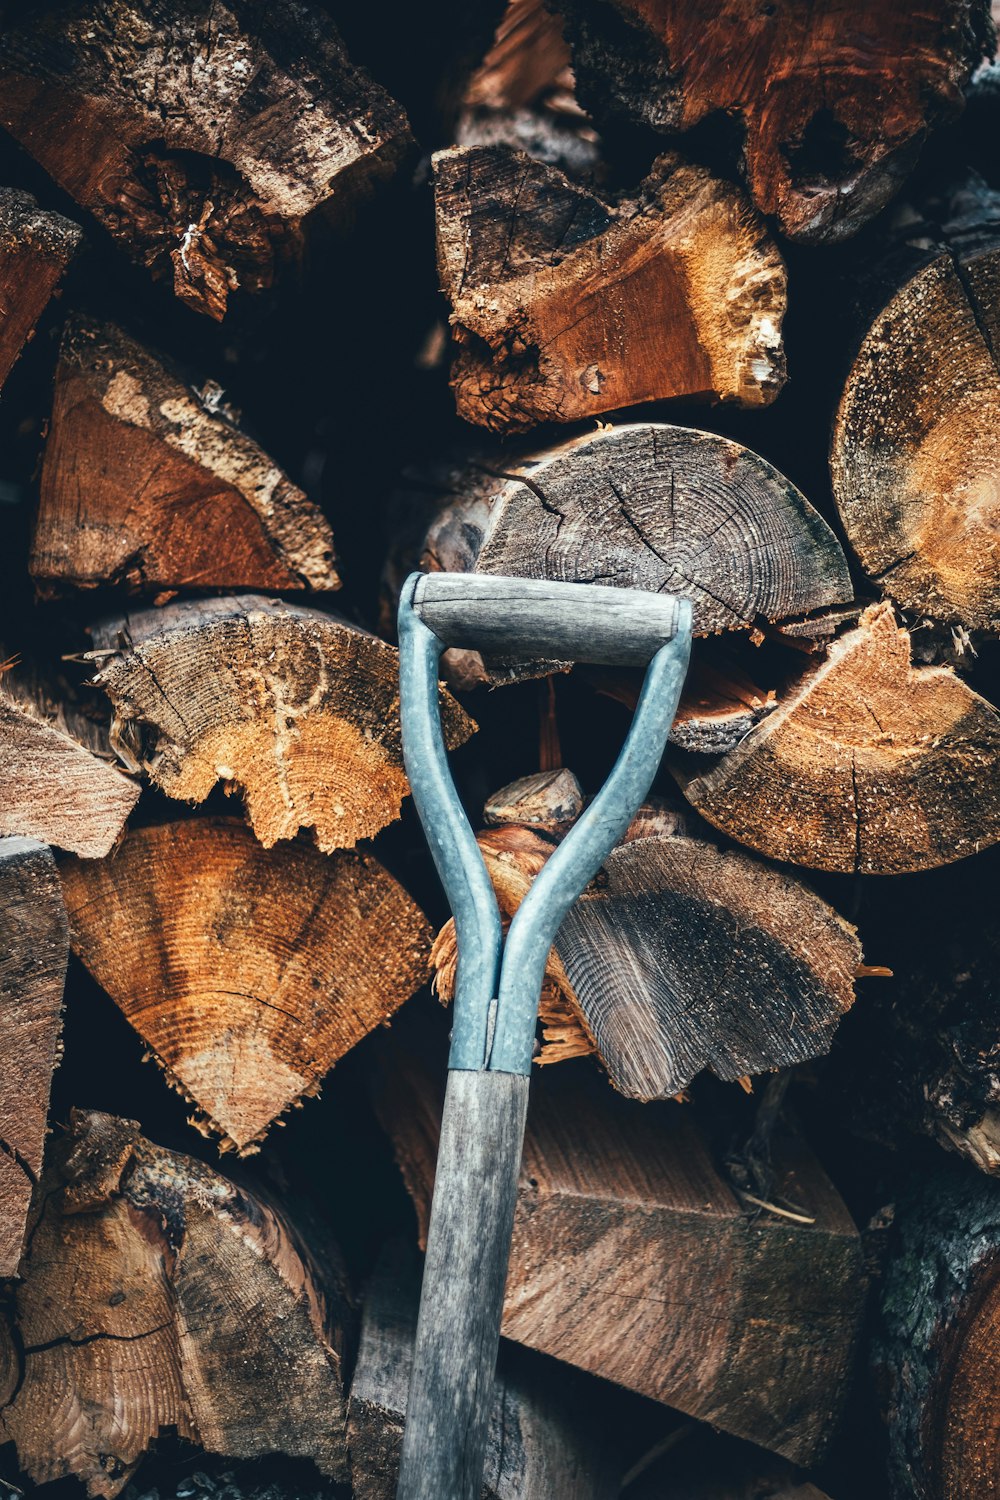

{"left": 0, "top": 0, "right": 411, "bottom": 320}
{"left": 434, "top": 145, "right": 786, "bottom": 431}
{"left": 0, "top": 839, "right": 67, "bottom": 1277}
{"left": 676, "top": 603, "right": 1000, "bottom": 873}
{"left": 375, "top": 1051, "right": 864, "bottom": 1466}
{"left": 0, "top": 1110, "right": 351, "bottom": 1496}
{"left": 31, "top": 317, "right": 339, "bottom": 596}
{"left": 348, "top": 1241, "right": 624, "bottom": 1500}
{"left": 0, "top": 656, "right": 138, "bottom": 858}
{"left": 89, "top": 596, "right": 473, "bottom": 852}
{"left": 555, "top": 0, "right": 991, "bottom": 243}
{"left": 0, "top": 188, "right": 80, "bottom": 389}
{"left": 61, "top": 818, "right": 432, "bottom": 1152}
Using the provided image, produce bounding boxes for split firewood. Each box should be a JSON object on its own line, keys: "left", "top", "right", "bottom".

{"left": 87, "top": 595, "right": 473, "bottom": 853}
{"left": 0, "top": 839, "right": 67, "bottom": 1277}
{"left": 434, "top": 145, "right": 787, "bottom": 431}
{"left": 30, "top": 316, "right": 339, "bottom": 597}
{"left": 0, "top": 653, "right": 138, "bottom": 858}
{"left": 554, "top": 0, "right": 993, "bottom": 243}
{"left": 405, "top": 423, "right": 851, "bottom": 684}
{"left": 483, "top": 767, "right": 585, "bottom": 832}
{"left": 464, "top": 0, "right": 574, "bottom": 116}
{"left": 0, "top": 0, "right": 411, "bottom": 320}
{"left": 0, "top": 187, "right": 81, "bottom": 389}
{"left": 433, "top": 802, "right": 863, "bottom": 1098}
{"left": 374, "top": 1046, "right": 864, "bottom": 1466}
{"left": 878, "top": 1162, "right": 1000, "bottom": 1499}
{"left": 0, "top": 1109, "right": 352, "bottom": 1496}
{"left": 831, "top": 175, "right": 1000, "bottom": 637}
{"left": 348, "top": 1240, "right": 625, "bottom": 1500}
{"left": 675, "top": 602, "right": 1000, "bottom": 874}
{"left": 60, "top": 817, "right": 433, "bottom": 1153}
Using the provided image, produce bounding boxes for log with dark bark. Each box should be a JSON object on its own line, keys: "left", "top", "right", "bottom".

{"left": 554, "top": 0, "right": 993, "bottom": 243}
{"left": 347, "top": 1240, "right": 626, "bottom": 1500}
{"left": 878, "top": 1161, "right": 1000, "bottom": 1499}
{"left": 87, "top": 595, "right": 473, "bottom": 852}
{"left": 675, "top": 603, "right": 1000, "bottom": 874}
{"left": 434, "top": 145, "right": 787, "bottom": 431}
{"left": 31, "top": 317, "right": 340, "bottom": 597}
{"left": 0, "top": 653, "right": 138, "bottom": 858}
{"left": 60, "top": 817, "right": 432, "bottom": 1153}
{"left": 0, "top": 0, "right": 412, "bottom": 320}
{"left": 831, "top": 175, "right": 1000, "bottom": 637}
{"left": 0, "top": 1109, "right": 352, "bottom": 1496}
{"left": 0, "top": 838, "right": 67, "bottom": 1277}
{"left": 374, "top": 1047, "right": 865, "bottom": 1466}
{"left": 405, "top": 423, "right": 852, "bottom": 684}
{"left": 0, "top": 188, "right": 81, "bottom": 390}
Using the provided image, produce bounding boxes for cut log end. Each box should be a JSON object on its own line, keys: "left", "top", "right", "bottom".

{"left": 0, "top": 187, "right": 81, "bottom": 388}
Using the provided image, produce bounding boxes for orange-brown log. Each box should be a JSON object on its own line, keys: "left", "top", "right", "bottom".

{"left": 0, "top": 187, "right": 80, "bottom": 388}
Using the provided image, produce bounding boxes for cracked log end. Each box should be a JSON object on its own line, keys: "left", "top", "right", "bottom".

{"left": 675, "top": 602, "right": 1000, "bottom": 873}
{"left": 31, "top": 316, "right": 340, "bottom": 596}
{"left": 0, "top": 186, "right": 81, "bottom": 389}
{"left": 0, "top": 0, "right": 411, "bottom": 318}
{"left": 374, "top": 1041, "right": 865, "bottom": 1466}
{"left": 0, "top": 839, "right": 67, "bottom": 1277}
{"left": 60, "top": 818, "right": 432, "bottom": 1154}
{"left": 89, "top": 596, "right": 474, "bottom": 854}
{"left": 0, "top": 1109, "right": 351, "bottom": 1496}
{"left": 557, "top": 0, "right": 992, "bottom": 244}
{"left": 434, "top": 144, "right": 786, "bottom": 432}
{"left": 832, "top": 247, "right": 1000, "bottom": 634}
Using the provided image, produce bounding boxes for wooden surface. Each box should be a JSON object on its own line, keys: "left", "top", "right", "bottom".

{"left": 60, "top": 817, "right": 432, "bottom": 1152}
{"left": 0, "top": 187, "right": 80, "bottom": 388}
{"left": 375, "top": 1050, "right": 865, "bottom": 1466}
{"left": 89, "top": 595, "right": 473, "bottom": 852}
{"left": 0, "top": 0, "right": 411, "bottom": 318}
{"left": 435, "top": 144, "right": 786, "bottom": 430}
{"left": 0, "top": 1110, "right": 352, "bottom": 1496}
{"left": 0, "top": 838, "right": 67, "bottom": 1277}
{"left": 676, "top": 602, "right": 1000, "bottom": 873}
{"left": 31, "top": 316, "right": 339, "bottom": 595}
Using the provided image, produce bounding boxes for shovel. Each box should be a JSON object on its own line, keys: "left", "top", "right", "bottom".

{"left": 395, "top": 572, "right": 692, "bottom": 1500}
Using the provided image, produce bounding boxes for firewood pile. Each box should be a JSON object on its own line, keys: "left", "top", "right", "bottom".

{"left": 0, "top": 1, "right": 999, "bottom": 1496}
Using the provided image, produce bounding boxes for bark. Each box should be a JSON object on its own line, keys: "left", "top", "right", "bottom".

{"left": 555, "top": 0, "right": 993, "bottom": 243}
{"left": 0, "top": 187, "right": 81, "bottom": 389}
{"left": 0, "top": 838, "right": 67, "bottom": 1277}
{"left": 87, "top": 595, "right": 474, "bottom": 853}
{"left": 373, "top": 1047, "right": 865, "bottom": 1467}
{"left": 0, "top": 1109, "right": 352, "bottom": 1496}
{"left": 675, "top": 602, "right": 1000, "bottom": 874}
{"left": 0, "top": 0, "right": 412, "bottom": 319}
{"left": 60, "top": 817, "right": 432, "bottom": 1153}
{"left": 31, "top": 316, "right": 339, "bottom": 597}
{"left": 434, "top": 145, "right": 787, "bottom": 431}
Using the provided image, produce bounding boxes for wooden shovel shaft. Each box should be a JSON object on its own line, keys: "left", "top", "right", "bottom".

{"left": 396, "top": 1067, "right": 530, "bottom": 1500}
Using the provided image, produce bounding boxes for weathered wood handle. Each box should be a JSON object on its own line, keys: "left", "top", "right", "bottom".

{"left": 396, "top": 1068, "right": 530, "bottom": 1500}
{"left": 411, "top": 572, "right": 687, "bottom": 665}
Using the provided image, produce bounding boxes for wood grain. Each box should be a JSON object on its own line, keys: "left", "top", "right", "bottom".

{"left": 0, "top": 187, "right": 80, "bottom": 389}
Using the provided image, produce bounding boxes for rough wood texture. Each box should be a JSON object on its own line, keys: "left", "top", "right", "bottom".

{"left": 676, "top": 603, "right": 1000, "bottom": 874}
{"left": 0, "top": 0, "right": 411, "bottom": 319}
{"left": 831, "top": 180, "right": 1000, "bottom": 635}
{"left": 591, "top": 645, "right": 777, "bottom": 754}
{"left": 89, "top": 595, "right": 473, "bottom": 852}
{"left": 464, "top": 0, "right": 573, "bottom": 114}
{"left": 414, "top": 423, "right": 851, "bottom": 684}
{"left": 878, "top": 1162, "right": 1000, "bottom": 1498}
{"left": 484, "top": 768, "right": 584, "bottom": 832}
{"left": 555, "top": 0, "right": 993, "bottom": 243}
{"left": 0, "top": 838, "right": 67, "bottom": 1277}
{"left": 0, "top": 187, "right": 81, "bottom": 388}
{"left": 60, "top": 818, "right": 432, "bottom": 1153}
{"left": 435, "top": 145, "right": 786, "bottom": 431}
{"left": 375, "top": 1052, "right": 865, "bottom": 1466}
{"left": 348, "top": 1240, "right": 623, "bottom": 1500}
{"left": 0, "top": 656, "right": 139, "bottom": 858}
{"left": 433, "top": 820, "right": 862, "bottom": 1098}
{"left": 31, "top": 317, "right": 339, "bottom": 596}
{"left": 0, "top": 1109, "right": 351, "bottom": 1496}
